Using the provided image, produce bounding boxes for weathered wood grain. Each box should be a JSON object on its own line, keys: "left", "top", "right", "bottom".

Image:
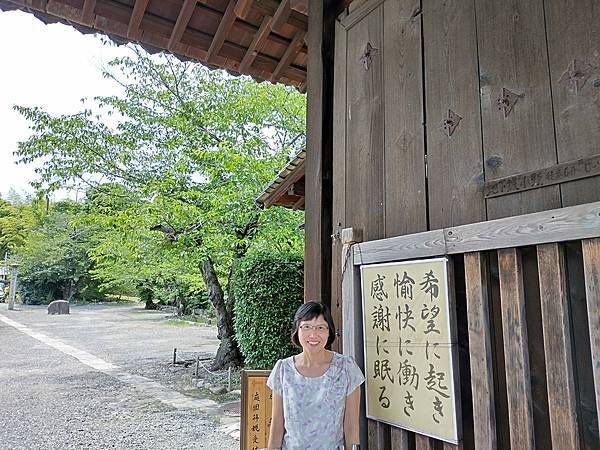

{"left": 475, "top": 0, "right": 560, "bottom": 219}
{"left": 127, "top": 0, "right": 150, "bottom": 38}
{"left": 341, "top": 229, "right": 363, "bottom": 363}
{"left": 340, "top": 228, "right": 367, "bottom": 447}
{"left": 537, "top": 243, "right": 580, "bottom": 450}
{"left": 383, "top": 0, "right": 426, "bottom": 236}
{"left": 414, "top": 434, "right": 434, "bottom": 450}
{"left": 344, "top": 2, "right": 384, "bottom": 243}
{"left": 332, "top": 16, "right": 348, "bottom": 354}
{"left": 444, "top": 200, "right": 600, "bottom": 254}
{"left": 544, "top": 0, "right": 600, "bottom": 207}
{"left": 206, "top": 0, "right": 238, "bottom": 63}
{"left": 582, "top": 238, "right": 600, "bottom": 431}
{"left": 168, "top": 0, "right": 197, "bottom": 49}
{"left": 352, "top": 230, "right": 446, "bottom": 265}
{"left": 272, "top": 29, "right": 306, "bottom": 83}
{"left": 497, "top": 248, "right": 535, "bottom": 449}
{"left": 390, "top": 427, "right": 409, "bottom": 450}
{"left": 464, "top": 252, "right": 496, "bottom": 450}
{"left": 304, "top": 0, "right": 324, "bottom": 301}
{"left": 520, "top": 247, "right": 551, "bottom": 450}
{"left": 423, "top": 0, "right": 485, "bottom": 229}
{"left": 353, "top": 201, "right": 600, "bottom": 264}
{"left": 485, "top": 154, "right": 600, "bottom": 199}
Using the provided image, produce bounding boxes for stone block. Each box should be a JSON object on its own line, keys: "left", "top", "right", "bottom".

{"left": 48, "top": 300, "right": 70, "bottom": 315}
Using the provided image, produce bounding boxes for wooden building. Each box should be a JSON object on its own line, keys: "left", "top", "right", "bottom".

{"left": 1, "top": 0, "right": 599, "bottom": 448}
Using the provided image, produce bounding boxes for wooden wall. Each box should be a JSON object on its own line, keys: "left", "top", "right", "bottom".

{"left": 330, "top": 0, "right": 600, "bottom": 448}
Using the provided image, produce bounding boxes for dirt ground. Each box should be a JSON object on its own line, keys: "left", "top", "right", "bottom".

{"left": 0, "top": 302, "right": 241, "bottom": 450}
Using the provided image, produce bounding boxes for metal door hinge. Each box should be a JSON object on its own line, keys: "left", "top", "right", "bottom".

{"left": 360, "top": 42, "right": 378, "bottom": 71}
{"left": 559, "top": 59, "right": 595, "bottom": 94}
{"left": 440, "top": 109, "right": 462, "bottom": 137}
{"left": 496, "top": 88, "right": 522, "bottom": 118}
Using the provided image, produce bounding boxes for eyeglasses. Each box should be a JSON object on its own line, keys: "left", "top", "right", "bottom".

{"left": 299, "top": 324, "right": 329, "bottom": 333}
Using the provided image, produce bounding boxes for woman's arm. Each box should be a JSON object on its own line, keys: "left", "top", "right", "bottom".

{"left": 344, "top": 386, "right": 361, "bottom": 447}
{"left": 267, "top": 392, "right": 285, "bottom": 449}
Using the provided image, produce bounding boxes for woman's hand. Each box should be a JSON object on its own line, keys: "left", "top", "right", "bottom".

{"left": 267, "top": 392, "right": 284, "bottom": 449}
{"left": 344, "top": 386, "right": 361, "bottom": 446}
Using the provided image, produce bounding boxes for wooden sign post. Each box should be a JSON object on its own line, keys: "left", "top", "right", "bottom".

{"left": 240, "top": 370, "right": 272, "bottom": 450}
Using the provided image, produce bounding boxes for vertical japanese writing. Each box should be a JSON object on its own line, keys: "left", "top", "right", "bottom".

{"left": 362, "top": 259, "right": 458, "bottom": 443}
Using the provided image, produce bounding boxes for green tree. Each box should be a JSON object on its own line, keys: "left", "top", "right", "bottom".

{"left": 15, "top": 45, "right": 305, "bottom": 369}
{"left": 17, "top": 200, "right": 102, "bottom": 304}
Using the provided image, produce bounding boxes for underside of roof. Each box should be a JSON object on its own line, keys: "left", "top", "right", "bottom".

{"left": 0, "top": 0, "right": 310, "bottom": 89}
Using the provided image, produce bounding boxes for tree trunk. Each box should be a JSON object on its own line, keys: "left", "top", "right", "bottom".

{"left": 201, "top": 256, "right": 243, "bottom": 370}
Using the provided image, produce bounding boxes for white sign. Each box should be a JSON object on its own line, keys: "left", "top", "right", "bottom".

{"left": 361, "top": 257, "right": 461, "bottom": 444}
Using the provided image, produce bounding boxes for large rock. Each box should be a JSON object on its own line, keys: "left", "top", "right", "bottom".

{"left": 48, "top": 300, "right": 70, "bottom": 315}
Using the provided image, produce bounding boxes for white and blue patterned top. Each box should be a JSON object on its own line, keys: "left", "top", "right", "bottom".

{"left": 267, "top": 352, "right": 365, "bottom": 450}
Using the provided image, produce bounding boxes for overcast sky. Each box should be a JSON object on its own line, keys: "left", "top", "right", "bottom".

{"left": 0, "top": 10, "right": 131, "bottom": 200}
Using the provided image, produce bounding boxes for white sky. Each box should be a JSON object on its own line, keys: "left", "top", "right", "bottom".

{"left": 0, "top": 10, "right": 131, "bottom": 200}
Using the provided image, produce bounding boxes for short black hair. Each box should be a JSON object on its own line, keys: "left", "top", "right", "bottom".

{"left": 291, "top": 300, "right": 336, "bottom": 349}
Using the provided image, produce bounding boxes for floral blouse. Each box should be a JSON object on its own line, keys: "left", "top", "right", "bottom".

{"left": 267, "top": 352, "right": 365, "bottom": 449}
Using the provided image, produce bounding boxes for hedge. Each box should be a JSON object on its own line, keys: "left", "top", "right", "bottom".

{"left": 233, "top": 251, "right": 303, "bottom": 369}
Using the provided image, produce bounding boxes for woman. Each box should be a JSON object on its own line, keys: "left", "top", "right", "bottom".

{"left": 267, "top": 301, "right": 364, "bottom": 449}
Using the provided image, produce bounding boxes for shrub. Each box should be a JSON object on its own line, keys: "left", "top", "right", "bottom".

{"left": 233, "top": 251, "right": 303, "bottom": 369}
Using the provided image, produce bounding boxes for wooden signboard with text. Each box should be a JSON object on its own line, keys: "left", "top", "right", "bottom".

{"left": 361, "top": 257, "right": 461, "bottom": 444}
{"left": 240, "top": 370, "right": 272, "bottom": 450}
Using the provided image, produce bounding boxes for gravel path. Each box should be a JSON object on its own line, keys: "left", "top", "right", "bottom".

{"left": 0, "top": 303, "right": 239, "bottom": 450}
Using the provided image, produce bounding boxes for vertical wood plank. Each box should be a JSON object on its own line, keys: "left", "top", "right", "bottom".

{"left": 414, "top": 434, "right": 434, "bottom": 450}
{"left": 537, "top": 243, "right": 581, "bottom": 449}
{"left": 332, "top": 17, "right": 348, "bottom": 353}
{"left": 487, "top": 253, "right": 511, "bottom": 450}
{"left": 475, "top": 0, "right": 560, "bottom": 219}
{"left": 423, "top": 0, "right": 485, "bottom": 229}
{"left": 345, "top": 3, "right": 385, "bottom": 243}
{"left": 497, "top": 248, "right": 535, "bottom": 449}
{"left": 340, "top": 228, "right": 367, "bottom": 447}
{"left": 544, "top": 0, "right": 600, "bottom": 207}
{"left": 305, "top": 0, "right": 325, "bottom": 301}
{"left": 383, "top": 0, "right": 427, "bottom": 236}
{"left": 390, "top": 427, "right": 409, "bottom": 450}
{"left": 582, "top": 238, "right": 600, "bottom": 429}
{"left": 464, "top": 252, "right": 496, "bottom": 450}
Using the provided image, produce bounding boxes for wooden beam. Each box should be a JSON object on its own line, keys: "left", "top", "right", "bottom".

{"left": 81, "top": 0, "right": 97, "bottom": 26}
{"left": 292, "top": 196, "right": 305, "bottom": 210}
{"left": 271, "top": 29, "right": 305, "bottom": 83}
{"left": 253, "top": 0, "right": 307, "bottom": 31}
{"left": 290, "top": 0, "right": 308, "bottom": 14}
{"left": 207, "top": 0, "right": 238, "bottom": 63}
{"left": 353, "top": 200, "right": 600, "bottom": 265}
{"left": 582, "top": 238, "right": 600, "bottom": 429}
{"left": 537, "top": 243, "right": 580, "bottom": 450}
{"left": 234, "top": 0, "right": 253, "bottom": 18}
{"left": 46, "top": 0, "right": 81, "bottom": 22}
{"left": 127, "top": 0, "right": 150, "bottom": 38}
{"left": 168, "top": 0, "right": 197, "bottom": 51}
{"left": 271, "top": 0, "right": 291, "bottom": 33}
{"left": 465, "top": 252, "right": 497, "bottom": 450}
{"left": 498, "top": 248, "right": 535, "bottom": 449}
{"left": 238, "top": 15, "right": 272, "bottom": 73}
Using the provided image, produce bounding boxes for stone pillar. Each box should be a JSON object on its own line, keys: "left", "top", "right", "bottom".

{"left": 8, "top": 263, "right": 19, "bottom": 311}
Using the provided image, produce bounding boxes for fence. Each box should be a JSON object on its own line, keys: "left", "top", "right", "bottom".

{"left": 342, "top": 201, "right": 600, "bottom": 449}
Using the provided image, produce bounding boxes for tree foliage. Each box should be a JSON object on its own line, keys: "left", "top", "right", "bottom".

{"left": 14, "top": 44, "right": 306, "bottom": 368}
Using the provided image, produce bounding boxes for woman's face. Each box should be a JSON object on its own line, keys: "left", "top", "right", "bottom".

{"left": 298, "top": 314, "right": 330, "bottom": 354}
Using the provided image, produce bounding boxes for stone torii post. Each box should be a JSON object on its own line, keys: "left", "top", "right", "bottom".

{"left": 8, "top": 263, "right": 19, "bottom": 311}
